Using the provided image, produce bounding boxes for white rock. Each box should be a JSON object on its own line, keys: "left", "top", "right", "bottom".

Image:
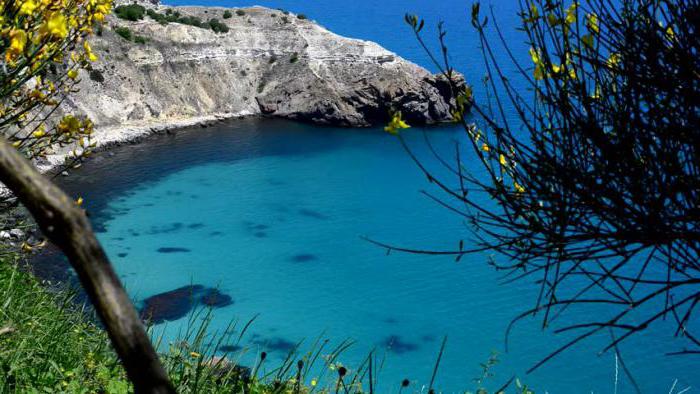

{"left": 9, "top": 229, "right": 24, "bottom": 239}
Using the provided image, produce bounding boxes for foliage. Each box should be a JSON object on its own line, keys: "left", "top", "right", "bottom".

{"left": 89, "top": 69, "right": 105, "bottom": 83}
{"left": 223, "top": 10, "right": 232, "bottom": 19}
{"left": 0, "top": 0, "right": 110, "bottom": 165}
{"left": 0, "top": 258, "right": 128, "bottom": 392}
{"left": 236, "top": 9, "right": 246, "bottom": 16}
{"left": 146, "top": 8, "right": 176, "bottom": 24}
{"left": 208, "top": 18, "right": 229, "bottom": 33}
{"left": 113, "top": 4, "right": 145, "bottom": 21}
{"left": 177, "top": 15, "right": 203, "bottom": 28}
{"left": 134, "top": 35, "right": 148, "bottom": 45}
{"left": 389, "top": 0, "right": 700, "bottom": 372}
{"left": 114, "top": 26, "right": 132, "bottom": 41}
{"left": 297, "top": 14, "right": 307, "bottom": 20}
{"left": 115, "top": 7, "right": 229, "bottom": 34}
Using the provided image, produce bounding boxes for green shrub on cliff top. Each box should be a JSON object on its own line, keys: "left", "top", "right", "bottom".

{"left": 223, "top": 10, "right": 232, "bottom": 19}
{"left": 114, "top": 26, "right": 132, "bottom": 41}
{"left": 208, "top": 18, "right": 229, "bottom": 33}
{"left": 114, "top": 4, "right": 146, "bottom": 21}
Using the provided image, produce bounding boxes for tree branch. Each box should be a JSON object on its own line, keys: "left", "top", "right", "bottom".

{"left": 0, "top": 138, "right": 174, "bottom": 393}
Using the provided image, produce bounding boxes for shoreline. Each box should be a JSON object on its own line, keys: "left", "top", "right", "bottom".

{"left": 36, "top": 110, "right": 257, "bottom": 175}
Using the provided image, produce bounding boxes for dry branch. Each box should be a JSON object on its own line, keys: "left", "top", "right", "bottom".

{"left": 0, "top": 138, "right": 174, "bottom": 393}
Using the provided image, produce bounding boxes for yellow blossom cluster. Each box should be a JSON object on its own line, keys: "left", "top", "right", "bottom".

{"left": 0, "top": 0, "right": 112, "bottom": 161}
{"left": 384, "top": 111, "right": 411, "bottom": 135}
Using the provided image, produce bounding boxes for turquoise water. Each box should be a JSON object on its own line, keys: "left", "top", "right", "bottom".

{"left": 44, "top": 119, "right": 697, "bottom": 393}
{"left": 35, "top": 0, "right": 698, "bottom": 392}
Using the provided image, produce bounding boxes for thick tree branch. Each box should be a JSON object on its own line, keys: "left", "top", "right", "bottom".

{"left": 0, "top": 138, "right": 174, "bottom": 393}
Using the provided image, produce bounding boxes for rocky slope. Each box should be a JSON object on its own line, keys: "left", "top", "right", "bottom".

{"left": 67, "top": 4, "right": 460, "bottom": 131}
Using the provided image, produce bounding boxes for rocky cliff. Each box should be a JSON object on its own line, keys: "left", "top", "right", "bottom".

{"left": 67, "top": 4, "right": 460, "bottom": 131}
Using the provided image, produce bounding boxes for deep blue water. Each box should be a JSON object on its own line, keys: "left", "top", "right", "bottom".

{"left": 36, "top": 1, "right": 698, "bottom": 392}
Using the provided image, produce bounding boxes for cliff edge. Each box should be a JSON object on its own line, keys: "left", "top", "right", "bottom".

{"left": 67, "top": 4, "right": 461, "bottom": 130}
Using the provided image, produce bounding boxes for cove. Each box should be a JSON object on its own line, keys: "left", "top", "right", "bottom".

{"left": 33, "top": 118, "right": 698, "bottom": 392}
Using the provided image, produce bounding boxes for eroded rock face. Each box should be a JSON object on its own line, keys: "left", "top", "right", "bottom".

{"left": 65, "top": 5, "right": 463, "bottom": 130}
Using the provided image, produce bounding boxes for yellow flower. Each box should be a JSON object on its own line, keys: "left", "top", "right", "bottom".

{"left": 384, "top": 111, "right": 410, "bottom": 135}
{"left": 19, "top": 0, "right": 39, "bottom": 15}
{"left": 42, "top": 12, "right": 69, "bottom": 39}
{"left": 551, "top": 63, "right": 562, "bottom": 74}
{"left": 84, "top": 41, "right": 99, "bottom": 62}
{"left": 607, "top": 52, "right": 622, "bottom": 68}
{"left": 58, "top": 115, "right": 81, "bottom": 134}
{"left": 586, "top": 13, "right": 599, "bottom": 35}
{"left": 67, "top": 69, "right": 79, "bottom": 79}
{"left": 190, "top": 352, "right": 201, "bottom": 358}
{"left": 311, "top": 378, "right": 318, "bottom": 387}
{"left": 514, "top": 182, "right": 525, "bottom": 193}
{"left": 499, "top": 154, "right": 507, "bottom": 166}
{"left": 529, "top": 47, "right": 540, "bottom": 65}
{"left": 529, "top": 2, "right": 539, "bottom": 19}
{"left": 481, "top": 143, "right": 490, "bottom": 152}
{"left": 76, "top": 197, "right": 84, "bottom": 206}
{"left": 565, "top": 2, "right": 578, "bottom": 25}
{"left": 6, "top": 29, "right": 28, "bottom": 62}
{"left": 666, "top": 26, "right": 675, "bottom": 41}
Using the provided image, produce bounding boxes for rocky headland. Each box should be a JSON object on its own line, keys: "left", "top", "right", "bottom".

{"left": 35, "top": 2, "right": 464, "bottom": 170}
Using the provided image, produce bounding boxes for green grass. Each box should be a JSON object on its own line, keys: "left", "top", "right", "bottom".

{"left": 0, "top": 259, "right": 262, "bottom": 393}
{"left": 0, "top": 257, "right": 128, "bottom": 392}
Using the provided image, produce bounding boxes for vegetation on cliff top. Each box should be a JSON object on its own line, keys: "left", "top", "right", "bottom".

{"left": 114, "top": 4, "right": 229, "bottom": 33}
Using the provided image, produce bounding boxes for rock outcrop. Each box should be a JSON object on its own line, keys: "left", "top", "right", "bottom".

{"left": 67, "top": 4, "right": 461, "bottom": 131}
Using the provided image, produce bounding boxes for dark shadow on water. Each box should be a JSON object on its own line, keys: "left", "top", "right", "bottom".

{"left": 298, "top": 208, "right": 329, "bottom": 220}
{"left": 289, "top": 254, "right": 318, "bottom": 263}
{"left": 252, "top": 337, "right": 297, "bottom": 353}
{"left": 157, "top": 247, "right": 191, "bottom": 253}
{"left": 381, "top": 335, "right": 419, "bottom": 354}
{"left": 219, "top": 344, "right": 243, "bottom": 353}
{"left": 145, "top": 222, "right": 185, "bottom": 235}
{"left": 49, "top": 118, "right": 355, "bottom": 235}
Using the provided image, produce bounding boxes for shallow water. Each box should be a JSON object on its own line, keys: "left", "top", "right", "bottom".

{"left": 31, "top": 0, "right": 698, "bottom": 391}
{"left": 36, "top": 118, "right": 698, "bottom": 393}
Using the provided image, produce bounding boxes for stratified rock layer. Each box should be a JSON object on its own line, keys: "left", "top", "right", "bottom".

{"left": 67, "top": 5, "right": 460, "bottom": 130}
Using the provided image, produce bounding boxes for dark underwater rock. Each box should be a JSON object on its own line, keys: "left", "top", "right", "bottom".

{"left": 200, "top": 289, "right": 234, "bottom": 308}
{"left": 289, "top": 253, "right": 318, "bottom": 263}
{"left": 139, "top": 284, "right": 234, "bottom": 324}
{"left": 157, "top": 247, "right": 191, "bottom": 253}
{"left": 382, "top": 335, "right": 419, "bottom": 354}
{"left": 139, "top": 284, "right": 205, "bottom": 324}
